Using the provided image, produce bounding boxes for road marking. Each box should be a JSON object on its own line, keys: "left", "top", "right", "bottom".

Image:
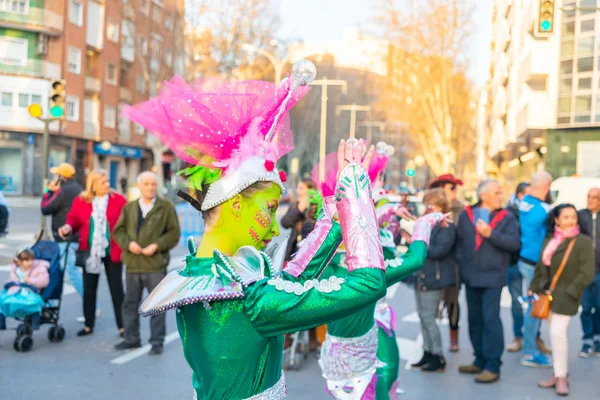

{"left": 401, "top": 311, "right": 449, "bottom": 326}
{"left": 110, "top": 331, "right": 180, "bottom": 365}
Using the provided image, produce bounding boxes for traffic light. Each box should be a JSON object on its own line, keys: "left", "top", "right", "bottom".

{"left": 535, "top": 0, "right": 555, "bottom": 37}
{"left": 49, "top": 79, "right": 65, "bottom": 118}
{"left": 406, "top": 168, "right": 415, "bottom": 177}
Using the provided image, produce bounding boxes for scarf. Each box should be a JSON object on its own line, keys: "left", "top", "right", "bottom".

{"left": 465, "top": 206, "right": 508, "bottom": 251}
{"left": 542, "top": 226, "right": 580, "bottom": 266}
{"left": 86, "top": 194, "right": 109, "bottom": 274}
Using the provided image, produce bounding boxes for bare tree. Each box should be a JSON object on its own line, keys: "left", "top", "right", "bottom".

{"left": 375, "top": 0, "right": 477, "bottom": 176}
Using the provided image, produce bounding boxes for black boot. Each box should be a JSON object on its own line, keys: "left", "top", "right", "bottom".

{"left": 411, "top": 351, "right": 432, "bottom": 368}
{"left": 422, "top": 354, "right": 446, "bottom": 372}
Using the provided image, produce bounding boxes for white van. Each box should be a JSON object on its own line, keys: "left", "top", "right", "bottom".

{"left": 550, "top": 177, "right": 600, "bottom": 210}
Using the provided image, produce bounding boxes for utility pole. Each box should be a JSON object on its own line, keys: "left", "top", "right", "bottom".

{"left": 336, "top": 103, "right": 371, "bottom": 139}
{"left": 310, "top": 77, "right": 348, "bottom": 182}
{"left": 359, "top": 121, "right": 386, "bottom": 144}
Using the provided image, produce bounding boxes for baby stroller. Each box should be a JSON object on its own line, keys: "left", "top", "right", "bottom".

{"left": 10, "top": 238, "right": 66, "bottom": 352}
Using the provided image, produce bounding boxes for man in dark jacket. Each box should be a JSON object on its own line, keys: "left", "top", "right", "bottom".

{"left": 113, "top": 171, "right": 180, "bottom": 355}
{"left": 456, "top": 179, "right": 520, "bottom": 383}
{"left": 41, "top": 163, "right": 84, "bottom": 297}
{"left": 505, "top": 182, "right": 530, "bottom": 352}
{"left": 578, "top": 187, "right": 600, "bottom": 357}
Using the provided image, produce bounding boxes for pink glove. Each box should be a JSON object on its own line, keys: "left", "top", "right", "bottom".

{"left": 335, "top": 163, "right": 384, "bottom": 272}
{"left": 412, "top": 213, "right": 445, "bottom": 247}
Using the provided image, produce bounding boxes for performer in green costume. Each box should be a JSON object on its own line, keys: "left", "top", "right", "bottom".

{"left": 124, "top": 61, "right": 390, "bottom": 400}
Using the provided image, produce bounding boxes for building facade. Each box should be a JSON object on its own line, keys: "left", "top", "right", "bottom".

{"left": 486, "top": 0, "right": 600, "bottom": 185}
{"left": 0, "top": 0, "right": 184, "bottom": 195}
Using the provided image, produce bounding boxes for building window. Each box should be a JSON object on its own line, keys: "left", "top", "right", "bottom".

{"left": 165, "top": 11, "right": 174, "bottom": 30}
{"left": 69, "top": 0, "right": 83, "bottom": 26}
{"left": 575, "top": 95, "right": 592, "bottom": 112}
{"left": 164, "top": 47, "right": 172, "bottom": 67}
{"left": 579, "top": 77, "right": 592, "bottom": 90}
{"left": 107, "top": 19, "right": 119, "bottom": 43}
{"left": 139, "top": 36, "right": 148, "bottom": 56}
{"left": 558, "top": 97, "right": 571, "bottom": 114}
{"left": 135, "top": 122, "right": 145, "bottom": 135}
{"left": 560, "top": 59, "right": 573, "bottom": 75}
{"left": 136, "top": 75, "right": 146, "bottom": 94}
{"left": 577, "top": 57, "right": 593, "bottom": 73}
{"left": 140, "top": 0, "right": 149, "bottom": 16}
{"left": 0, "top": 36, "right": 28, "bottom": 66}
{"left": 562, "top": 21, "right": 575, "bottom": 38}
{"left": 559, "top": 78, "right": 572, "bottom": 94}
{"left": 152, "top": 5, "right": 161, "bottom": 23}
{"left": 103, "top": 105, "right": 117, "bottom": 128}
{"left": 581, "top": 19, "right": 595, "bottom": 33}
{"left": 106, "top": 62, "right": 117, "bottom": 85}
{"left": 150, "top": 38, "right": 161, "bottom": 72}
{"left": 561, "top": 40, "right": 574, "bottom": 59}
{"left": 32, "top": 94, "right": 41, "bottom": 105}
{"left": 66, "top": 95, "right": 80, "bottom": 122}
{"left": 1, "top": 92, "right": 13, "bottom": 107}
{"left": 0, "top": 0, "right": 28, "bottom": 14}
{"left": 575, "top": 114, "right": 591, "bottom": 123}
{"left": 68, "top": 46, "right": 81, "bottom": 74}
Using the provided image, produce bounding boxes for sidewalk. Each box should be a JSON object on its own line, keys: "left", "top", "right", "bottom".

{"left": 3, "top": 195, "right": 42, "bottom": 208}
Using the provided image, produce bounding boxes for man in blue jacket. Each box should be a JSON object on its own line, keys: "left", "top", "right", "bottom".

{"left": 519, "top": 171, "right": 553, "bottom": 368}
{"left": 456, "top": 179, "right": 521, "bottom": 383}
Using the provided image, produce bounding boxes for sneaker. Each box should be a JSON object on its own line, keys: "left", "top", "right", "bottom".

{"left": 579, "top": 344, "right": 594, "bottom": 358}
{"left": 149, "top": 344, "right": 164, "bottom": 355}
{"left": 475, "top": 370, "right": 500, "bottom": 384}
{"left": 458, "top": 364, "right": 483, "bottom": 374}
{"left": 506, "top": 338, "right": 523, "bottom": 352}
{"left": 114, "top": 341, "right": 142, "bottom": 351}
{"left": 520, "top": 352, "right": 553, "bottom": 368}
{"left": 537, "top": 337, "right": 552, "bottom": 354}
{"left": 594, "top": 341, "right": 600, "bottom": 356}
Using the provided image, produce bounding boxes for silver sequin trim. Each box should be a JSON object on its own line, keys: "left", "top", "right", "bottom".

{"left": 191, "top": 373, "right": 285, "bottom": 400}
{"left": 267, "top": 276, "right": 345, "bottom": 295}
{"left": 319, "top": 325, "right": 384, "bottom": 380}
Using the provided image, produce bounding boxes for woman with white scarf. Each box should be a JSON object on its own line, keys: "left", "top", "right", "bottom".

{"left": 59, "top": 170, "right": 127, "bottom": 337}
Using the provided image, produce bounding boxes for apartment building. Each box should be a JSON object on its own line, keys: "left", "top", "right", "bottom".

{"left": 485, "top": 0, "right": 560, "bottom": 188}
{"left": 0, "top": 0, "right": 184, "bottom": 195}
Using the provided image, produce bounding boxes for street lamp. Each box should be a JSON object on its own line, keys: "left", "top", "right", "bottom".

{"left": 336, "top": 104, "right": 371, "bottom": 139}
{"left": 241, "top": 43, "right": 293, "bottom": 85}
{"left": 310, "top": 78, "right": 348, "bottom": 182}
{"left": 359, "top": 121, "right": 385, "bottom": 144}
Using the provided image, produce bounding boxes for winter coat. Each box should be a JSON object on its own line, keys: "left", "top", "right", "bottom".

{"left": 416, "top": 223, "right": 457, "bottom": 291}
{"left": 456, "top": 206, "right": 521, "bottom": 288}
{"left": 506, "top": 196, "right": 522, "bottom": 266}
{"left": 41, "top": 179, "right": 83, "bottom": 242}
{"left": 578, "top": 209, "right": 600, "bottom": 273}
{"left": 112, "top": 197, "right": 181, "bottom": 273}
{"left": 7, "top": 260, "right": 50, "bottom": 294}
{"left": 65, "top": 192, "right": 127, "bottom": 263}
{"left": 281, "top": 202, "right": 309, "bottom": 261}
{"left": 530, "top": 235, "right": 595, "bottom": 315}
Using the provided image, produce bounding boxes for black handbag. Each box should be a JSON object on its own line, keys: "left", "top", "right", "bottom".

{"left": 75, "top": 249, "right": 90, "bottom": 268}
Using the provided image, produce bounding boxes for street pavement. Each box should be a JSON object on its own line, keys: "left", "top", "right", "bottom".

{"left": 1, "top": 203, "right": 599, "bottom": 399}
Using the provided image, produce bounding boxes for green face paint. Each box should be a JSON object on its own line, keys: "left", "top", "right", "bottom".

{"left": 236, "top": 184, "right": 281, "bottom": 251}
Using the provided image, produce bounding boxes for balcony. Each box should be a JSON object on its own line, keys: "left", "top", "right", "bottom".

{"left": 0, "top": 7, "right": 63, "bottom": 36}
{"left": 119, "top": 87, "right": 133, "bottom": 103}
{"left": 84, "top": 121, "right": 99, "bottom": 138}
{"left": 0, "top": 58, "right": 60, "bottom": 79}
{"left": 84, "top": 77, "right": 101, "bottom": 93}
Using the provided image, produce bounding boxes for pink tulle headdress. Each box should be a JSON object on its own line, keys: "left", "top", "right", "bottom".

{"left": 123, "top": 60, "right": 317, "bottom": 211}
{"left": 311, "top": 141, "right": 395, "bottom": 200}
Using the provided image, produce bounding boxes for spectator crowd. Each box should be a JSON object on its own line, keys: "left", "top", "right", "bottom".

{"left": 406, "top": 171, "right": 598, "bottom": 397}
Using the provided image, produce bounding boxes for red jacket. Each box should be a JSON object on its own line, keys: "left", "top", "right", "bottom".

{"left": 66, "top": 192, "right": 127, "bottom": 263}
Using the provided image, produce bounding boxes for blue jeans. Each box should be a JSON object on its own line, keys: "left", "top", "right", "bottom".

{"left": 581, "top": 272, "right": 600, "bottom": 344}
{"left": 58, "top": 242, "right": 83, "bottom": 297}
{"left": 507, "top": 264, "right": 524, "bottom": 339}
{"left": 519, "top": 261, "right": 541, "bottom": 355}
{"left": 466, "top": 286, "right": 504, "bottom": 374}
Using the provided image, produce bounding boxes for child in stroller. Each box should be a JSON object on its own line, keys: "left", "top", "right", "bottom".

{"left": 0, "top": 248, "right": 49, "bottom": 330}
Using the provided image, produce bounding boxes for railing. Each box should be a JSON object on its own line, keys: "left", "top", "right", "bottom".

{"left": 119, "top": 87, "right": 133, "bottom": 103}
{"left": 85, "top": 77, "right": 101, "bottom": 92}
{"left": 0, "top": 7, "right": 63, "bottom": 34}
{"left": 0, "top": 58, "right": 60, "bottom": 79}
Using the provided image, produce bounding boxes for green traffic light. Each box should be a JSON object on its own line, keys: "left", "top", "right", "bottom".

{"left": 406, "top": 169, "right": 415, "bottom": 177}
{"left": 50, "top": 105, "right": 64, "bottom": 118}
{"left": 541, "top": 20, "right": 552, "bottom": 31}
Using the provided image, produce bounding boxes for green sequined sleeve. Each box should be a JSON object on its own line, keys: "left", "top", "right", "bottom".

{"left": 385, "top": 240, "right": 427, "bottom": 287}
{"left": 244, "top": 268, "right": 385, "bottom": 337}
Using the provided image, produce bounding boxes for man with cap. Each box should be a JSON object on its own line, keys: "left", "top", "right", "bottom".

{"left": 41, "top": 163, "right": 84, "bottom": 299}
{"left": 429, "top": 173, "right": 465, "bottom": 352}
